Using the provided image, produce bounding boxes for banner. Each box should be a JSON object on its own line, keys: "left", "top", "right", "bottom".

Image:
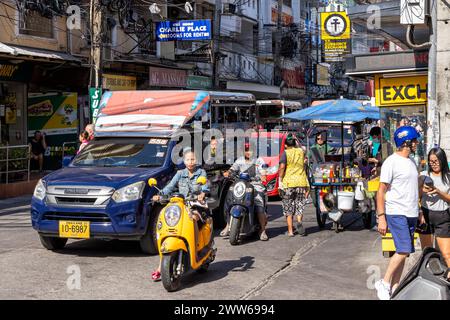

{"left": 89, "top": 88, "right": 102, "bottom": 122}
{"left": 27, "top": 92, "right": 78, "bottom": 170}
{"left": 156, "top": 20, "right": 212, "bottom": 42}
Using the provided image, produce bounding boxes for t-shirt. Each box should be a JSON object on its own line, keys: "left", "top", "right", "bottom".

{"left": 380, "top": 153, "right": 419, "bottom": 218}
{"left": 420, "top": 171, "right": 450, "bottom": 211}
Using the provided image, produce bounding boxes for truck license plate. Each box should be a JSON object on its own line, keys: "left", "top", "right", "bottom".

{"left": 59, "top": 221, "right": 90, "bottom": 239}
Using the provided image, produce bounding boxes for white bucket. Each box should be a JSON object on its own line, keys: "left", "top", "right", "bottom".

{"left": 338, "top": 191, "right": 355, "bottom": 211}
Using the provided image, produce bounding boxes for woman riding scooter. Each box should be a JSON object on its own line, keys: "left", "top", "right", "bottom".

{"left": 151, "top": 149, "right": 210, "bottom": 282}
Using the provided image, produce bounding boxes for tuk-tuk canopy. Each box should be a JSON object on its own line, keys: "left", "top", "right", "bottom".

{"left": 282, "top": 99, "right": 380, "bottom": 122}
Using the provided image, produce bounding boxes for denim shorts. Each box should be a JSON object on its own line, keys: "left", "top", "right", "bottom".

{"left": 386, "top": 215, "right": 418, "bottom": 254}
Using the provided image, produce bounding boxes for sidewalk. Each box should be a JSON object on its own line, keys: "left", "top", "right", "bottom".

{"left": 0, "top": 195, "right": 32, "bottom": 212}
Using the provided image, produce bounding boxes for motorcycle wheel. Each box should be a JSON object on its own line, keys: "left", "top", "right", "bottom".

{"left": 161, "top": 251, "right": 183, "bottom": 292}
{"left": 229, "top": 217, "right": 241, "bottom": 246}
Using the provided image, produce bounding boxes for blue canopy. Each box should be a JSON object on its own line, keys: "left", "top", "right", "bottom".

{"left": 282, "top": 99, "right": 380, "bottom": 122}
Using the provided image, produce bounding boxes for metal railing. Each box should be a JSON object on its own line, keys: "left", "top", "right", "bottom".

{"left": 0, "top": 145, "right": 31, "bottom": 184}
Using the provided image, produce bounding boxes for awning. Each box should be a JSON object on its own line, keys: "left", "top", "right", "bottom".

{"left": 226, "top": 80, "right": 280, "bottom": 98}
{"left": 0, "top": 42, "right": 81, "bottom": 63}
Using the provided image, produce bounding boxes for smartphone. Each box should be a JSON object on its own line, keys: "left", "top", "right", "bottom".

{"left": 424, "top": 176, "right": 434, "bottom": 188}
{"left": 416, "top": 222, "right": 428, "bottom": 233}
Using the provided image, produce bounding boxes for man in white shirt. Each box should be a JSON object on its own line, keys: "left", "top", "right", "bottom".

{"left": 375, "top": 126, "right": 425, "bottom": 300}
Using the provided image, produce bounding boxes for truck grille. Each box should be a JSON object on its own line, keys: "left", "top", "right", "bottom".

{"left": 46, "top": 185, "right": 114, "bottom": 208}
{"left": 43, "top": 212, "right": 111, "bottom": 223}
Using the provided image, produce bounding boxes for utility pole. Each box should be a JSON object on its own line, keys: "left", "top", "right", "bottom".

{"left": 430, "top": 0, "right": 450, "bottom": 156}
{"left": 212, "top": 0, "right": 222, "bottom": 89}
{"left": 427, "top": 0, "right": 438, "bottom": 153}
{"left": 90, "top": 0, "right": 103, "bottom": 89}
{"left": 274, "top": 0, "right": 283, "bottom": 91}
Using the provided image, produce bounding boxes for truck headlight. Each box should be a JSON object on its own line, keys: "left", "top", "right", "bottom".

{"left": 33, "top": 179, "right": 46, "bottom": 201}
{"left": 112, "top": 181, "right": 145, "bottom": 203}
{"left": 233, "top": 182, "right": 246, "bottom": 198}
{"left": 164, "top": 205, "right": 181, "bottom": 227}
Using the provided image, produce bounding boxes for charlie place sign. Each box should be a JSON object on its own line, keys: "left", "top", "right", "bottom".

{"left": 149, "top": 67, "right": 187, "bottom": 88}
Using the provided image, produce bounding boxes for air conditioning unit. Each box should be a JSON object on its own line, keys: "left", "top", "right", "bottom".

{"left": 222, "top": 3, "right": 237, "bottom": 14}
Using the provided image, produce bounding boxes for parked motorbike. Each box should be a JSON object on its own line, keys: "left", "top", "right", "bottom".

{"left": 224, "top": 171, "right": 261, "bottom": 245}
{"left": 148, "top": 177, "right": 216, "bottom": 292}
{"left": 391, "top": 247, "right": 450, "bottom": 300}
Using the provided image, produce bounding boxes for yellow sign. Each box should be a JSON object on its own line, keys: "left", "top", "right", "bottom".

{"left": 321, "top": 12, "right": 351, "bottom": 40}
{"left": 102, "top": 74, "right": 137, "bottom": 91}
{"left": 59, "top": 221, "right": 90, "bottom": 239}
{"left": 375, "top": 75, "right": 428, "bottom": 107}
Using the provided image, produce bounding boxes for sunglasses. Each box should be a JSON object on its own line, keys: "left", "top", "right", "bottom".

{"left": 429, "top": 160, "right": 440, "bottom": 166}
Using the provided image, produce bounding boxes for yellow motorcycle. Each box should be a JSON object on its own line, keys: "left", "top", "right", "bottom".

{"left": 148, "top": 177, "right": 216, "bottom": 292}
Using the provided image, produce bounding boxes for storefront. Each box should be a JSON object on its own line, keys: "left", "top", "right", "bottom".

{"left": 0, "top": 61, "right": 31, "bottom": 146}
{"left": 345, "top": 49, "right": 429, "bottom": 169}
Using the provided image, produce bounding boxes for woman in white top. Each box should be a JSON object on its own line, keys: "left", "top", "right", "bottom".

{"left": 419, "top": 147, "right": 450, "bottom": 274}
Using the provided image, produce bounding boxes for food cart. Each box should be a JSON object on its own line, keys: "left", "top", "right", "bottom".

{"left": 283, "top": 99, "right": 381, "bottom": 231}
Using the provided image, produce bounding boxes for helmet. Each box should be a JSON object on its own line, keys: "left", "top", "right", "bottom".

{"left": 394, "top": 126, "right": 420, "bottom": 148}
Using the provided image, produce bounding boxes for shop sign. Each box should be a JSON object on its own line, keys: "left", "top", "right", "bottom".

{"left": 150, "top": 67, "right": 187, "bottom": 88}
{"left": 320, "top": 11, "right": 351, "bottom": 40}
{"left": 156, "top": 20, "right": 212, "bottom": 42}
{"left": 375, "top": 75, "right": 428, "bottom": 107}
{"left": 0, "top": 62, "right": 30, "bottom": 82}
{"left": 102, "top": 74, "right": 137, "bottom": 91}
{"left": 89, "top": 88, "right": 102, "bottom": 122}
{"left": 186, "top": 75, "right": 212, "bottom": 90}
{"left": 316, "top": 64, "right": 330, "bottom": 86}
{"left": 282, "top": 67, "right": 305, "bottom": 89}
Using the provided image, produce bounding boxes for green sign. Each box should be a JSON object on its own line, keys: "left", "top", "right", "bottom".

{"left": 186, "top": 75, "right": 212, "bottom": 90}
{"left": 89, "top": 88, "right": 102, "bottom": 122}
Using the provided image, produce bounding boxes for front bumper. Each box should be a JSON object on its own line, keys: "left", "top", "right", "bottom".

{"left": 31, "top": 197, "right": 149, "bottom": 240}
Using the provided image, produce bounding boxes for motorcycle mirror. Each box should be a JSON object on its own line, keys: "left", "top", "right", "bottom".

{"left": 148, "top": 178, "right": 158, "bottom": 187}
{"left": 196, "top": 176, "right": 207, "bottom": 185}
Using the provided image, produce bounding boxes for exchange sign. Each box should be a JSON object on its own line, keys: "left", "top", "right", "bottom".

{"left": 375, "top": 75, "right": 428, "bottom": 107}
{"left": 156, "top": 20, "right": 212, "bottom": 42}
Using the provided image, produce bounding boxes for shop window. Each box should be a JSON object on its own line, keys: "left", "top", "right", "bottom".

{"left": 19, "top": 10, "right": 54, "bottom": 39}
{"left": 380, "top": 105, "right": 427, "bottom": 170}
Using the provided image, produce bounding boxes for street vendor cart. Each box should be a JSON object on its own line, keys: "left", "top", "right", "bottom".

{"left": 283, "top": 99, "right": 381, "bottom": 231}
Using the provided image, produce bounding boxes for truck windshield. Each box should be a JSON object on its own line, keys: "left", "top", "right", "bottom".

{"left": 72, "top": 138, "right": 169, "bottom": 168}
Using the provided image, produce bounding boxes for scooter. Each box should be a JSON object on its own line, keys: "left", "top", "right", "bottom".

{"left": 225, "top": 171, "right": 261, "bottom": 245}
{"left": 148, "top": 177, "right": 216, "bottom": 292}
{"left": 391, "top": 247, "right": 450, "bottom": 300}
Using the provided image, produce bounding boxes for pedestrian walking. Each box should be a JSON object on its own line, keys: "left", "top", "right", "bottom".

{"left": 375, "top": 126, "right": 425, "bottom": 300}
{"left": 418, "top": 147, "right": 450, "bottom": 276}
{"left": 279, "top": 134, "right": 310, "bottom": 237}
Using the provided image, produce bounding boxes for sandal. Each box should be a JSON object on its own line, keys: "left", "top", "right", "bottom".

{"left": 151, "top": 270, "right": 161, "bottom": 282}
{"left": 285, "top": 231, "right": 295, "bottom": 237}
{"left": 220, "top": 229, "right": 230, "bottom": 237}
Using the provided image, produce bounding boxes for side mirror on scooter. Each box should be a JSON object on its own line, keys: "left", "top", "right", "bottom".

{"left": 148, "top": 178, "right": 158, "bottom": 188}
{"left": 196, "top": 176, "right": 207, "bottom": 185}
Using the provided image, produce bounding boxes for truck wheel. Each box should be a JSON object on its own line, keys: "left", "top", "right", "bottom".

{"left": 139, "top": 206, "right": 161, "bottom": 255}
{"left": 229, "top": 217, "right": 241, "bottom": 246}
{"left": 39, "top": 235, "right": 67, "bottom": 250}
{"left": 162, "top": 251, "right": 183, "bottom": 292}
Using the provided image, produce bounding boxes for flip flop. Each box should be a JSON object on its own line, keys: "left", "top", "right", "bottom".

{"left": 285, "top": 231, "right": 295, "bottom": 237}
{"left": 151, "top": 271, "right": 161, "bottom": 282}
{"left": 220, "top": 229, "right": 230, "bottom": 237}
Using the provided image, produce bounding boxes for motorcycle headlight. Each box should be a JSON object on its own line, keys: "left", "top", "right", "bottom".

{"left": 33, "top": 179, "right": 46, "bottom": 201}
{"left": 164, "top": 205, "right": 181, "bottom": 227}
{"left": 112, "top": 181, "right": 145, "bottom": 203}
{"left": 266, "top": 165, "right": 279, "bottom": 175}
{"left": 233, "top": 182, "right": 246, "bottom": 198}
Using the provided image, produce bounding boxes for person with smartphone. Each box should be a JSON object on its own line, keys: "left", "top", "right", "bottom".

{"left": 419, "top": 147, "right": 450, "bottom": 278}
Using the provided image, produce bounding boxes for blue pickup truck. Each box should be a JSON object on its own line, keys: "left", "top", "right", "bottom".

{"left": 30, "top": 90, "right": 256, "bottom": 254}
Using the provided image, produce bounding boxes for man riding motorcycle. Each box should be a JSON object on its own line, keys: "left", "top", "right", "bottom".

{"left": 220, "top": 142, "right": 269, "bottom": 241}
{"left": 151, "top": 149, "right": 210, "bottom": 281}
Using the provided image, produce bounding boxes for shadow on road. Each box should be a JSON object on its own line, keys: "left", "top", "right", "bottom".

{"left": 179, "top": 255, "right": 256, "bottom": 290}
{"left": 55, "top": 239, "right": 148, "bottom": 258}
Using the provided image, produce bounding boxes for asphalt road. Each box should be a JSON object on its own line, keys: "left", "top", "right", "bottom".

{"left": 0, "top": 195, "right": 394, "bottom": 300}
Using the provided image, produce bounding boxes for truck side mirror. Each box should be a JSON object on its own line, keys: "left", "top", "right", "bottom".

{"left": 196, "top": 176, "right": 207, "bottom": 185}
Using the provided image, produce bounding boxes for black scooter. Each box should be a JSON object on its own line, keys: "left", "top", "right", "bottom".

{"left": 391, "top": 247, "right": 450, "bottom": 300}
{"left": 225, "top": 171, "right": 260, "bottom": 245}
